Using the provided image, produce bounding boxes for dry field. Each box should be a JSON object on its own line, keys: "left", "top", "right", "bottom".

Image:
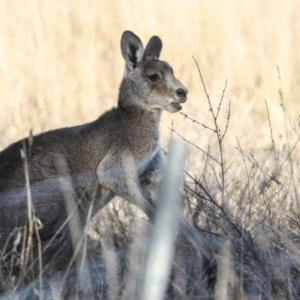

{"left": 1, "top": 0, "right": 300, "bottom": 155}
{"left": 1, "top": 0, "right": 300, "bottom": 298}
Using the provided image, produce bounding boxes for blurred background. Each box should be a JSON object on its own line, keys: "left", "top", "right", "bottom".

{"left": 0, "top": 0, "right": 299, "bottom": 172}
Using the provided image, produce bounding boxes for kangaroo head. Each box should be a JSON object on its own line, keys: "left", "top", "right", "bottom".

{"left": 119, "top": 31, "right": 188, "bottom": 113}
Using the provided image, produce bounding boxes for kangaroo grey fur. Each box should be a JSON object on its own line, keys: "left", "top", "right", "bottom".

{"left": 0, "top": 31, "right": 188, "bottom": 293}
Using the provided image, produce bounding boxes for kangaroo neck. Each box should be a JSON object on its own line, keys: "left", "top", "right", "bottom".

{"left": 117, "top": 83, "right": 163, "bottom": 128}
{"left": 118, "top": 101, "right": 162, "bottom": 122}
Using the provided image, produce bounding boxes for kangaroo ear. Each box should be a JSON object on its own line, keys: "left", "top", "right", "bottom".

{"left": 121, "top": 31, "right": 144, "bottom": 70}
{"left": 143, "top": 36, "right": 162, "bottom": 59}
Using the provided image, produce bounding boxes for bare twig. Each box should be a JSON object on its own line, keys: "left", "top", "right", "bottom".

{"left": 170, "top": 128, "right": 220, "bottom": 165}
{"left": 236, "top": 137, "right": 251, "bottom": 199}
{"left": 216, "top": 78, "right": 228, "bottom": 120}
{"left": 221, "top": 99, "right": 231, "bottom": 142}
{"left": 179, "top": 111, "right": 216, "bottom": 133}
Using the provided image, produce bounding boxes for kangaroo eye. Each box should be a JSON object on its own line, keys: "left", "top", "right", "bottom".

{"left": 148, "top": 74, "right": 160, "bottom": 82}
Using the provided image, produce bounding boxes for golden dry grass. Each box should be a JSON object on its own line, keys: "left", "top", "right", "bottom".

{"left": 0, "top": 0, "right": 300, "bottom": 169}
{"left": 1, "top": 2, "right": 300, "bottom": 297}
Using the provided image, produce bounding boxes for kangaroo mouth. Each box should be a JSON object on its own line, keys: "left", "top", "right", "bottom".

{"left": 172, "top": 102, "right": 182, "bottom": 110}
{"left": 164, "top": 102, "right": 183, "bottom": 113}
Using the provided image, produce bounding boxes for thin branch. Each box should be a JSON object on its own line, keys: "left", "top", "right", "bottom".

{"left": 170, "top": 128, "right": 221, "bottom": 165}
{"left": 179, "top": 111, "right": 216, "bottom": 133}
{"left": 216, "top": 78, "right": 228, "bottom": 120}
{"left": 192, "top": 56, "right": 216, "bottom": 121}
{"left": 235, "top": 137, "right": 251, "bottom": 199}
{"left": 221, "top": 99, "right": 231, "bottom": 142}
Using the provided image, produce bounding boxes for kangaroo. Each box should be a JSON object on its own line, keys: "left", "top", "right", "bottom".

{"left": 0, "top": 31, "right": 188, "bottom": 293}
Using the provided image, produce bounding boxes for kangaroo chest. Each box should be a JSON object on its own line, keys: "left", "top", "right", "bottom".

{"left": 135, "top": 141, "right": 161, "bottom": 176}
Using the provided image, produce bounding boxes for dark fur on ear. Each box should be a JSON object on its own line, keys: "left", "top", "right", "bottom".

{"left": 121, "top": 31, "right": 144, "bottom": 69}
{"left": 143, "top": 36, "right": 162, "bottom": 59}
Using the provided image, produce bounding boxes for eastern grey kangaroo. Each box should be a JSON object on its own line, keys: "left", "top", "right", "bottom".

{"left": 0, "top": 31, "right": 188, "bottom": 291}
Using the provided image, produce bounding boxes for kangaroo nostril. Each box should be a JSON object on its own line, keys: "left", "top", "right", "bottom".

{"left": 176, "top": 88, "right": 187, "bottom": 98}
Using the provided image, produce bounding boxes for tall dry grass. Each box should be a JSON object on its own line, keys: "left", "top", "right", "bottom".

{"left": 1, "top": 0, "right": 300, "bottom": 158}
{"left": 1, "top": 1, "right": 300, "bottom": 298}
